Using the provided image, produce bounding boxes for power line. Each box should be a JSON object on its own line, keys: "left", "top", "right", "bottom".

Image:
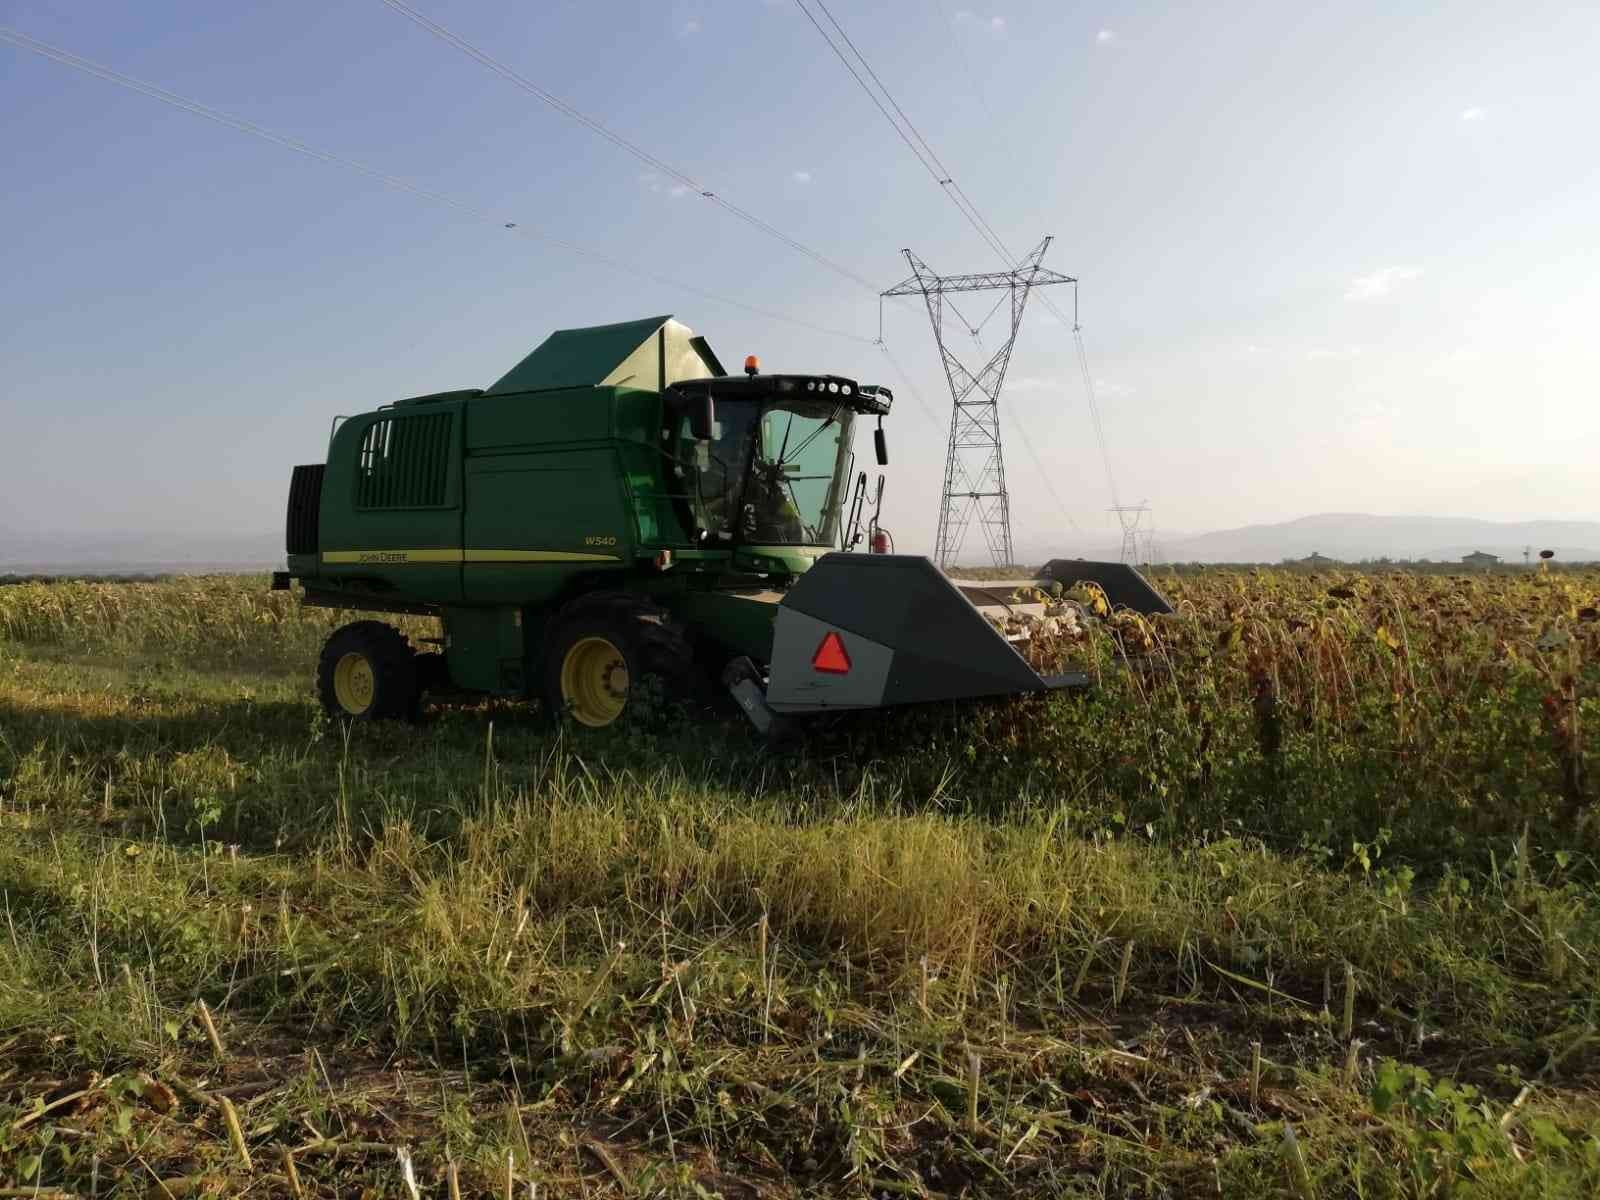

{"left": 812, "top": 0, "right": 1018, "bottom": 265}
{"left": 930, "top": 0, "right": 1001, "bottom": 130}
{"left": 377, "top": 0, "right": 963, "bottom": 435}
{"left": 875, "top": 341, "right": 943, "bottom": 432}
{"left": 379, "top": 0, "right": 958, "bottom": 388}
{"left": 0, "top": 25, "right": 873, "bottom": 346}
{"left": 1070, "top": 298, "right": 1122, "bottom": 509}
{"left": 795, "top": 0, "right": 1012, "bottom": 266}
{"left": 795, "top": 2, "right": 1125, "bottom": 512}
{"left": 798, "top": 3, "right": 1117, "bottom": 532}
{"left": 1017, "top": 433, "right": 1084, "bottom": 536}
{"left": 377, "top": 0, "right": 885, "bottom": 298}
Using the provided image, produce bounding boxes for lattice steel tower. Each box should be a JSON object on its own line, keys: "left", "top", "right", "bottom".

{"left": 883, "top": 237, "right": 1073, "bottom": 567}
{"left": 1110, "top": 502, "right": 1152, "bottom": 564}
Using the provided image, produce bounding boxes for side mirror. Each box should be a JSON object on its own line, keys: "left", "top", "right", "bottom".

{"left": 689, "top": 392, "right": 715, "bottom": 441}
{"left": 873, "top": 422, "right": 888, "bottom": 466}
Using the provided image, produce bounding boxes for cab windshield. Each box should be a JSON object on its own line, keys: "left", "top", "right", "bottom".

{"left": 680, "top": 397, "right": 852, "bottom": 547}
{"left": 750, "top": 399, "right": 851, "bottom": 545}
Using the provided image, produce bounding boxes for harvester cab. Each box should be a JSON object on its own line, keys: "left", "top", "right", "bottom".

{"left": 659, "top": 365, "right": 889, "bottom": 571}
{"left": 272, "top": 315, "right": 1171, "bottom": 732}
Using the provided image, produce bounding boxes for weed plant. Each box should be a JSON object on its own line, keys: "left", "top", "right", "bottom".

{"left": 1, "top": 571, "right": 1597, "bottom": 1196}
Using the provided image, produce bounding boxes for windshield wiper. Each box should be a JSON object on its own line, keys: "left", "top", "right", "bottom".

{"left": 769, "top": 406, "right": 843, "bottom": 472}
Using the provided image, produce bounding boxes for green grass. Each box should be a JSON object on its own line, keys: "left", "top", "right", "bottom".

{"left": 2, "top": 572, "right": 1599, "bottom": 1197}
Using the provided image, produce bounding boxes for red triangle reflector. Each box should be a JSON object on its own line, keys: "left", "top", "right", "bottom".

{"left": 811, "top": 631, "right": 852, "bottom": 674}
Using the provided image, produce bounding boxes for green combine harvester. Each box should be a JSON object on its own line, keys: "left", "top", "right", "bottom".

{"left": 273, "top": 316, "right": 1170, "bottom": 733}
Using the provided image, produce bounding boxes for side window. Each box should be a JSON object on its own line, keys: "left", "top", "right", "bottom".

{"left": 354, "top": 412, "right": 453, "bottom": 509}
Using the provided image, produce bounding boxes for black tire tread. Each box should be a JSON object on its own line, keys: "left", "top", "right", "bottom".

{"left": 316, "top": 620, "right": 419, "bottom": 722}
{"left": 542, "top": 591, "right": 698, "bottom": 720}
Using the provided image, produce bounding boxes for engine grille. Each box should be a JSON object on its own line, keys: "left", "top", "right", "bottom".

{"left": 285, "top": 464, "right": 325, "bottom": 556}
{"left": 354, "top": 412, "right": 452, "bottom": 509}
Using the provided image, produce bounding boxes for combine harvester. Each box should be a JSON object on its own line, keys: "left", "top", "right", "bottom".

{"left": 272, "top": 317, "right": 1170, "bottom": 733}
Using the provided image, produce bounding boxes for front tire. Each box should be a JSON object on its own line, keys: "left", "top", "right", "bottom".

{"left": 317, "top": 621, "right": 419, "bottom": 721}
{"left": 541, "top": 595, "right": 693, "bottom": 728}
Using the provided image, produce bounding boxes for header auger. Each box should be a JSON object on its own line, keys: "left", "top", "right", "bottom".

{"left": 273, "top": 316, "right": 1171, "bottom": 734}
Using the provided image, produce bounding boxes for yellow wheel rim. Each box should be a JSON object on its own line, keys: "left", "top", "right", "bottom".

{"left": 559, "top": 636, "right": 629, "bottom": 727}
{"left": 333, "top": 652, "right": 376, "bottom": 714}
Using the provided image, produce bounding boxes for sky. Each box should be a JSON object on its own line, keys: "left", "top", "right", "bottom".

{"left": 2, "top": 0, "right": 1597, "bottom": 560}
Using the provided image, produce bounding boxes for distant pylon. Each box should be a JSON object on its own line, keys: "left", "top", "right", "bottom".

{"left": 1110, "top": 502, "right": 1151, "bottom": 564}
{"left": 882, "top": 237, "right": 1074, "bottom": 568}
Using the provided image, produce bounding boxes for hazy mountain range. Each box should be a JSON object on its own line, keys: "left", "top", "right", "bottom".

{"left": 4, "top": 514, "right": 1599, "bottom": 574}
{"left": 0, "top": 530, "right": 283, "bottom": 575}
{"left": 1013, "top": 514, "right": 1600, "bottom": 565}
{"left": 1153, "top": 514, "right": 1600, "bottom": 564}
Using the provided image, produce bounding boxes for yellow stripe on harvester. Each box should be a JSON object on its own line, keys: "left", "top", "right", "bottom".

{"left": 321, "top": 549, "right": 622, "bottom": 565}
{"left": 463, "top": 549, "right": 623, "bottom": 563}
{"left": 321, "top": 549, "right": 462, "bottom": 565}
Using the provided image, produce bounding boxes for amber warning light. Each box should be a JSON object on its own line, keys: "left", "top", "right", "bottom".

{"left": 744, "top": 354, "right": 760, "bottom": 377}
{"left": 811, "top": 631, "right": 852, "bottom": 674}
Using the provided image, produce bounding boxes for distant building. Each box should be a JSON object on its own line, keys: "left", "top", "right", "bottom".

{"left": 1296, "top": 552, "right": 1337, "bottom": 567}
{"left": 1461, "top": 551, "right": 1501, "bottom": 569}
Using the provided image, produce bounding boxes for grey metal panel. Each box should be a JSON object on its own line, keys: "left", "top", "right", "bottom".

{"left": 767, "top": 608, "right": 895, "bottom": 712}
{"left": 1038, "top": 560, "right": 1173, "bottom": 615}
{"left": 1041, "top": 672, "right": 1092, "bottom": 688}
{"left": 882, "top": 647, "right": 1046, "bottom": 706}
{"left": 722, "top": 656, "right": 780, "bottom": 733}
{"left": 762, "top": 554, "right": 1096, "bottom": 711}
{"left": 780, "top": 554, "right": 1045, "bottom": 693}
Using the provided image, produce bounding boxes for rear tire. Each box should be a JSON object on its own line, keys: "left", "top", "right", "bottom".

{"left": 540, "top": 594, "right": 694, "bottom": 728}
{"left": 317, "top": 621, "right": 419, "bottom": 722}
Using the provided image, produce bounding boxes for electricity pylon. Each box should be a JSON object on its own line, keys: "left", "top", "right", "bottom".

{"left": 1110, "top": 502, "right": 1152, "bottom": 564}
{"left": 882, "top": 237, "right": 1073, "bottom": 567}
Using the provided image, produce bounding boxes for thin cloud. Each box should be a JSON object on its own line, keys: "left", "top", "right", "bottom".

{"left": 1005, "top": 375, "right": 1061, "bottom": 393}
{"left": 1459, "top": 106, "right": 1486, "bottom": 121}
{"left": 639, "top": 172, "right": 690, "bottom": 200}
{"left": 1345, "top": 266, "right": 1421, "bottom": 301}
{"left": 1007, "top": 373, "right": 1128, "bottom": 396}
{"left": 791, "top": 169, "right": 813, "bottom": 184}
{"left": 1424, "top": 346, "right": 1487, "bottom": 377}
{"left": 953, "top": 11, "right": 1007, "bottom": 36}
{"left": 1350, "top": 398, "right": 1395, "bottom": 430}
